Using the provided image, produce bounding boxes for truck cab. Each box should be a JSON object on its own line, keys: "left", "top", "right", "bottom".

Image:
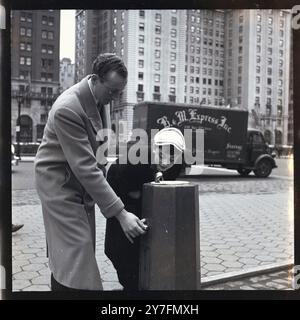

{"left": 237, "top": 129, "right": 277, "bottom": 177}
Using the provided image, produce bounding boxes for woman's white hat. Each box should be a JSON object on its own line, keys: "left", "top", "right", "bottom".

{"left": 153, "top": 127, "right": 186, "bottom": 152}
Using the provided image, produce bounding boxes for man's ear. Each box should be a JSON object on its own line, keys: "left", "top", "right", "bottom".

{"left": 91, "top": 74, "right": 100, "bottom": 84}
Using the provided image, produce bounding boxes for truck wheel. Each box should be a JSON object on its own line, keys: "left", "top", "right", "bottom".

{"left": 253, "top": 159, "right": 272, "bottom": 178}
{"left": 237, "top": 168, "right": 251, "bottom": 176}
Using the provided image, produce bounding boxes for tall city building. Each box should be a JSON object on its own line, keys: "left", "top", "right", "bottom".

{"left": 224, "top": 9, "right": 292, "bottom": 145}
{"left": 11, "top": 10, "right": 60, "bottom": 143}
{"left": 60, "top": 57, "right": 75, "bottom": 92}
{"left": 75, "top": 9, "right": 186, "bottom": 140}
{"left": 75, "top": 9, "right": 292, "bottom": 145}
{"left": 185, "top": 10, "right": 225, "bottom": 106}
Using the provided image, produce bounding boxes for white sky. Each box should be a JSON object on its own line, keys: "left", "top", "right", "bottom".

{"left": 60, "top": 10, "right": 75, "bottom": 62}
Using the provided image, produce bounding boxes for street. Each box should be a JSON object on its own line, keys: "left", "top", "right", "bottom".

{"left": 12, "top": 158, "right": 294, "bottom": 290}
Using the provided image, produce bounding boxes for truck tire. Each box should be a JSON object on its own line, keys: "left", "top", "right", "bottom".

{"left": 253, "top": 159, "right": 272, "bottom": 178}
{"left": 237, "top": 168, "right": 251, "bottom": 176}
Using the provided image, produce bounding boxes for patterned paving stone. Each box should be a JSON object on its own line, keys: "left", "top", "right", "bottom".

{"left": 14, "top": 271, "right": 39, "bottom": 280}
{"left": 22, "top": 263, "right": 46, "bottom": 272}
{"left": 13, "top": 280, "right": 31, "bottom": 291}
{"left": 23, "top": 285, "right": 50, "bottom": 291}
{"left": 222, "top": 261, "right": 243, "bottom": 268}
{"left": 204, "top": 264, "right": 226, "bottom": 272}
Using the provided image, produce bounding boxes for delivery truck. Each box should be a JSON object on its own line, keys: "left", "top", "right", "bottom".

{"left": 132, "top": 101, "right": 277, "bottom": 178}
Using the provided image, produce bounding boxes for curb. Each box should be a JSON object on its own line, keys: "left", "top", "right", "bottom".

{"left": 200, "top": 261, "right": 293, "bottom": 288}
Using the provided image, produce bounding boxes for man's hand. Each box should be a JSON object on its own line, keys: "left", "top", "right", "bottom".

{"left": 115, "top": 209, "right": 148, "bottom": 243}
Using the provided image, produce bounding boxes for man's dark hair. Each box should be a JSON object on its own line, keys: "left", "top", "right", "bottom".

{"left": 92, "top": 53, "right": 128, "bottom": 80}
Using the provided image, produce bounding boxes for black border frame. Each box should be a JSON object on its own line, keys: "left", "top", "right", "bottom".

{"left": 0, "top": 0, "right": 299, "bottom": 301}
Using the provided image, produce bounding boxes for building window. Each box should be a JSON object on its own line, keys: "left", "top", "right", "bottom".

{"left": 155, "top": 13, "right": 161, "bottom": 22}
{"left": 170, "top": 76, "right": 176, "bottom": 84}
{"left": 20, "top": 42, "right": 25, "bottom": 50}
{"left": 155, "top": 25, "right": 161, "bottom": 34}
{"left": 267, "top": 57, "right": 272, "bottom": 65}
{"left": 257, "top": 35, "right": 261, "bottom": 43}
{"left": 154, "top": 86, "right": 160, "bottom": 93}
{"left": 139, "top": 22, "right": 145, "bottom": 31}
{"left": 139, "top": 10, "right": 145, "bottom": 18}
{"left": 42, "top": 30, "right": 47, "bottom": 39}
{"left": 267, "top": 37, "right": 273, "bottom": 46}
{"left": 268, "top": 67, "right": 272, "bottom": 75}
{"left": 139, "top": 35, "right": 144, "bottom": 43}
{"left": 171, "top": 17, "right": 177, "bottom": 25}
{"left": 256, "top": 76, "right": 260, "bottom": 84}
{"left": 280, "top": 20, "right": 284, "bottom": 28}
{"left": 280, "top": 30, "right": 284, "bottom": 38}
{"left": 26, "top": 28, "right": 32, "bottom": 37}
{"left": 26, "top": 57, "right": 31, "bottom": 66}
{"left": 20, "top": 27, "right": 26, "bottom": 36}
{"left": 42, "top": 15, "right": 48, "bottom": 24}
{"left": 138, "top": 72, "right": 144, "bottom": 80}
{"left": 268, "top": 17, "right": 273, "bottom": 25}
{"left": 41, "top": 44, "right": 47, "bottom": 53}
{"left": 20, "top": 57, "right": 25, "bottom": 65}
{"left": 48, "top": 45, "right": 53, "bottom": 54}
{"left": 267, "top": 88, "right": 272, "bottom": 95}
{"left": 138, "top": 84, "right": 143, "bottom": 92}
{"left": 267, "top": 47, "right": 272, "bottom": 55}
{"left": 138, "top": 60, "right": 144, "bottom": 68}
{"left": 171, "top": 29, "right": 177, "bottom": 37}
{"left": 278, "top": 89, "right": 283, "bottom": 96}
{"left": 138, "top": 47, "right": 144, "bottom": 55}
{"left": 48, "top": 31, "right": 54, "bottom": 40}
{"left": 256, "top": 55, "right": 261, "bottom": 63}
{"left": 257, "top": 45, "right": 261, "bottom": 53}
{"left": 279, "top": 69, "right": 283, "bottom": 77}
{"left": 155, "top": 38, "right": 161, "bottom": 46}
{"left": 267, "top": 78, "right": 272, "bottom": 85}
{"left": 256, "top": 66, "right": 260, "bottom": 73}
{"left": 170, "top": 52, "right": 176, "bottom": 61}
{"left": 279, "top": 59, "right": 283, "bottom": 67}
{"left": 20, "top": 12, "right": 26, "bottom": 21}
{"left": 279, "top": 39, "right": 284, "bottom": 47}
{"left": 256, "top": 87, "right": 260, "bottom": 94}
{"left": 268, "top": 27, "right": 272, "bottom": 35}
{"left": 256, "top": 25, "right": 261, "bottom": 32}
{"left": 154, "top": 74, "right": 160, "bottom": 82}
{"left": 170, "top": 40, "right": 176, "bottom": 49}
{"left": 26, "top": 43, "right": 32, "bottom": 51}
{"left": 170, "top": 87, "right": 176, "bottom": 95}
{"left": 170, "top": 64, "right": 176, "bottom": 72}
{"left": 48, "top": 16, "right": 54, "bottom": 26}
{"left": 154, "top": 62, "right": 160, "bottom": 71}
{"left": 155, "top": 50, "right": 161, "bottom": 58}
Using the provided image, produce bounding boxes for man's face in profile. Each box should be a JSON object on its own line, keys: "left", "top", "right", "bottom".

{"left": 94, "top": 71, "right": 127, "bottom": 105}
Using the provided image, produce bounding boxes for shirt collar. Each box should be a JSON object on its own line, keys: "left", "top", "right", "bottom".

{"left": 87, "top": 76, "right": 99, "bottom": 106}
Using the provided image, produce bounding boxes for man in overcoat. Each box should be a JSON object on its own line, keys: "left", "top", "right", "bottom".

{"left": 35, "top": 53, "right": 147, "bottom": 291}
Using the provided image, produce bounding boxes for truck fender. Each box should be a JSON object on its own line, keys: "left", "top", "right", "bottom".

{"left": 254, "top": 154, "right": 277, "bottom": 169}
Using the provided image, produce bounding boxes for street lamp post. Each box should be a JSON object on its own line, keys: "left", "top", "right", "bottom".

{"left": 15, "top": 93, "right": 24, "bottom": 160}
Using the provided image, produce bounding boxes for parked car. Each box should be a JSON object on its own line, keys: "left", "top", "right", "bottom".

{"left": 11, "top": 144, "right": 19, "bottom": 167}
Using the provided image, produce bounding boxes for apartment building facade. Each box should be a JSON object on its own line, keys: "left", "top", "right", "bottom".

{"left": 11, "top": 10, "right": 60, "bottom": 142}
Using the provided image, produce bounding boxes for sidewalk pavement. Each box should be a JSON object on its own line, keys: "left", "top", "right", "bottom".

{"left": 12, "top": 181, "right": 294, "bottom": 291}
